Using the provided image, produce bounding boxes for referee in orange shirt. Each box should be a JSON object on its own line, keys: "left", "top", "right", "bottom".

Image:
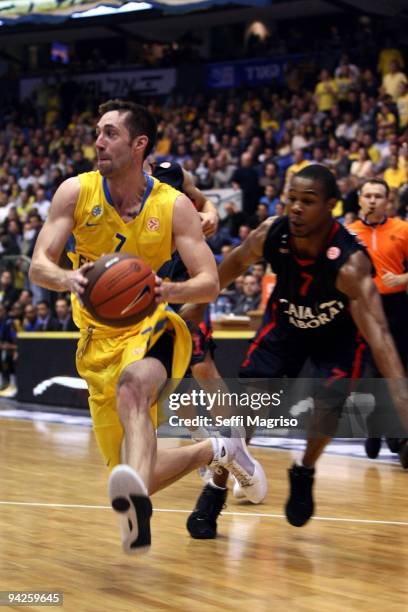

{"left": 349, "top": 179, "right": 408, "bottom": 467}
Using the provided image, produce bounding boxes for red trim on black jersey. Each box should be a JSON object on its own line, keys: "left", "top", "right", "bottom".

{"left": 241, "top": 302, "right": 277, "bottom": 368}
{"left": 351, "top": 333, "right": 366, "bottom": 379}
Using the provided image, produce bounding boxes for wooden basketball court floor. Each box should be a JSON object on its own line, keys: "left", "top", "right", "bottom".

{"left": 0, "top": 415, "right": 407, "bottom": 611}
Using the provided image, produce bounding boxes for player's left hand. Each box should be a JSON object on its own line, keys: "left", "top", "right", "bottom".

{"left": 154, "top": 275, "right": 165, "bottom": 303}
{"left": 154, "top": 275, "right": 173, "bottom": 303}
{"left": 199, "top": 211, "right": 218, "bottom": 237}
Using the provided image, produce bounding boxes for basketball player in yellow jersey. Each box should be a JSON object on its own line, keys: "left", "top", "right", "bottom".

{"left": 29, "top": 99, "right": 264, "bottom": 554}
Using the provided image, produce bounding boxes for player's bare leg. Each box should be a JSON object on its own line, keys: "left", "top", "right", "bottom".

{"left": 108, "top": 356, "right": 166, "bottom": 554}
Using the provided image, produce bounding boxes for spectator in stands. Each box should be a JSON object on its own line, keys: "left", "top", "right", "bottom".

{"left": 314, "top": 69, "right": 338, "bottom": 113}
{"left": 233, "top": 273, "right": 261, "bottom": 315}
{"left": 0, "top": 270, "right": 20, "bottom": 310}
{"left": 218, "top": 202, "right": 246, "bottom": 237}
{"left": 248, "top": 203, "right": 269, "bottom": 229}
{"left": 0, "top": 302, "right": 17, "bottom": 397}
{"left": 6, "top": 219, "right": 22, "bottom": 254}
{"left": 397, "top": 81, "right": 408, "bottom": 131}
{"left": 237, "top": 224, "right": 251, "bottom": 243}
{"left": 213, "top": 155, "right": 236, "bottom": 188}
{"left": 231, "top": 152, "right": 260, "bottom": 216}
{"left": 283, "top": 149, "right": 310, "bottom": 198}
{"left": 35, "top": 300, "right": 59, "bottom": 332}
{"left": 337, "top": 176, "right": 359, "bottom": 214}
{"left": 31, "top": 187, "right": 51, "bottom": 221}
{"left": 0, "top": 234, "right": 19, "bottom": 257}
{"left": 25, "top": 213, "right": 43, "bottom": 258}
{"left": 378, "top": 39, "right": 405, "bottom": 76}
{"left": 350, "top": 147, "right": 374, "bottom": 180}
{"left": 376, "top": 101, "right": 397, "bottom": 136}
{"left": 72, "top": 150, "right": 93, "bottom": 174}
{"left": 23, "top": 304, "right": 38, "bottom": 332}
{"left": 382, "top": 60, "right": 408, "bottom": 100}
{"left": 55, "top": 297, "right": 77, "bottom": 331}
{"left": 274, "top": 202, "right": 285, "bottom": 217}
{"left": 259, "top": 184, "right": 280, "bottom": 215}
{"left": 8, "top": 302, "right": 24, "bottom": 332}
{"left": 335, "top": 112, "right": 359, "bottom": 141}
{"left": 18, "top": 289, "right": 33, "bottom": 308}
{"left": 258, "top": 162, "right": 282, "bottom": 193}
{"left": 18, "top": 166, "right": 36, "bottom": 191}
{"left": 384, "top": 154, "right": 407, "bottom": 190}
{"left": 335, "top": 53, "right": 360, "bottom": 82}
{"left": 374, "top": 128, "right": 391, "bottom": 161}
{"left": 250, "top": 261, "right": 267, "bottom": 285}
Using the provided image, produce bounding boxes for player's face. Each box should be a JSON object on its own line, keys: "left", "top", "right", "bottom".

{"left": 95, "top": 111, "right": 147, "bottom": 177}
{"left": 287, "top": 176, "right": 333, "bottom": 238}
{"left": 359, "top": 183, "right": 388, "bottom": 220}
{"left": 95, "top": 111, "right": 133, "bottom": 176}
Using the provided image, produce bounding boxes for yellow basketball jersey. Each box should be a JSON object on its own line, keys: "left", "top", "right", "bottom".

{"left": 68, "top": 170, "right": 180, "bottom": 332}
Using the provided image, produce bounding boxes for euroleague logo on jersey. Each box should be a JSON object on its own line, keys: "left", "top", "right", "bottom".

{"left": 146, "top": 217, "right": 160, "bottom": 232}
{"left": 326, "top": 246, "right": 341, "bottom": 260}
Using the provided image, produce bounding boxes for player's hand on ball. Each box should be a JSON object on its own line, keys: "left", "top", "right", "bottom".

{"left": 64, "top": 262, "right": 94, "bottom": 300}
{"left": 154, "top": 275, "right": 166, "bottom": 303}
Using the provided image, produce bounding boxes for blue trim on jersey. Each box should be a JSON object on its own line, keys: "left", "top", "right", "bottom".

{"left": 102, "top": 176, "right": 113, "bottom": 205}
{"left": 102, "top": 172, "right": 154, "bottom": 216}
{"left": 66, "top": 234, "right": 76, "bottom": 253}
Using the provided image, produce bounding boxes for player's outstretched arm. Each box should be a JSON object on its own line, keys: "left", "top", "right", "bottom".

{"left": 29, "top": 177, "right": 93, "bottom": 296}
{"left": 217, "top": 217, "right": 275, "bottom": 290}
{"left": 182, "top": 169, "right": 218, "bottom": 237}
{"left": 156, "top": 194, "right": 219, "bottom": 304}
{"left": 337, "top": 251, "right": 408, "bottom": 430}
{"left": 179, "top": 216, "right": 276, "bottom": 324}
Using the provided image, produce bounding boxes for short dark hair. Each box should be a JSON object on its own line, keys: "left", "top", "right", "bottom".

{"left": 359, "top": 178, "right": 390, "bottom": 198}
{"left": 295, "top": 163, "right": 340, "bottom": 200}
{"left": 98, "top": 99, "right": 157, "bottom": 159}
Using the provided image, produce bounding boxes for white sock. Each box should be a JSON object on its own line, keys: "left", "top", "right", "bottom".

{"left": 210, "top": 437, "right": 219, "bottom": 461}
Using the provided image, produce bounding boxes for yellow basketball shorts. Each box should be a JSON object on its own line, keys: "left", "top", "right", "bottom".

{"left": 76, "top": 306, "right": 192, "bottom": 470}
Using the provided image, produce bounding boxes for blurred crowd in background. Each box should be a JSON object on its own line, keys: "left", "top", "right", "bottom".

{"left": 1, "top": 16, "right": 408, "bottom": 396}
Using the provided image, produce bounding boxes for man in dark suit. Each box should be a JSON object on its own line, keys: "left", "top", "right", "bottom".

{"left": 55, "top": 297, "right": 77, "bottom": 331}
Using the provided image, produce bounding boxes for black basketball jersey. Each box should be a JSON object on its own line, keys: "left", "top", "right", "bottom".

{"left": 153, "top": 161, "right": 184, "bottom": 191}
{"left": 262, "top": 216, "right": 371, "bottom": 335}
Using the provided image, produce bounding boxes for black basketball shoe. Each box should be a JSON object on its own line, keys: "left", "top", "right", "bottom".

{"left": 285, "top": 463, "right": 315, "bottom": 527}
{"left": 109, "top": 465, "right": 152, "bottom": 554}
{"left": 187, "top": 484, "right": 227, "bottom": 539}
{"left": 364, "top": 437, "right": 382, "bottom": 459}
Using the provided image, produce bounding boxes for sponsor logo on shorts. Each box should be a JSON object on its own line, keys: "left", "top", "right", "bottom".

{"left": 147, "top": 217, "right": 160, "bottom": 231}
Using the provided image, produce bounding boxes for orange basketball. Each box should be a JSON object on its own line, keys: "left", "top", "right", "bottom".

{"left": 82, "top": 253, "right": 156, "bottom": 327}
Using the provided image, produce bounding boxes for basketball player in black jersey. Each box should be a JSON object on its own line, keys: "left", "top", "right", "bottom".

{"left": 183, "top": 164, "right": 408, "bottom": 528}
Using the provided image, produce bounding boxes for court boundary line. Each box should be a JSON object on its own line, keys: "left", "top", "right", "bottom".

{"left": 0, "top": 500, "right": 406, "bottom": 526}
